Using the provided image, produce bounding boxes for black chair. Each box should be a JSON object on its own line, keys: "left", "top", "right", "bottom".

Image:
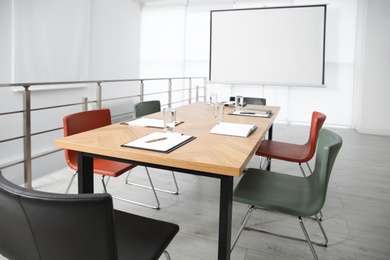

{"left": 0, "top": 171, "right": 179, "bottom": 260}
{"left": 229, "top": 96, "right": 267, "bottom": 106}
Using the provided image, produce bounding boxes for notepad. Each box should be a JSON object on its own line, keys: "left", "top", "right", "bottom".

{"left": 123, "top": 118, "right": 184, "bottom": 128}
{"left": 122, "top": 132, "right": 195, "bottom": 153}
{"left": 210, "top": 122, "right": 258, "bottom": 137}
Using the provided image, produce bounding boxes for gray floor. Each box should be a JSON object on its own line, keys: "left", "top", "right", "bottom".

{"left": 2, "top": 124, "right": 389, "bottom": 260}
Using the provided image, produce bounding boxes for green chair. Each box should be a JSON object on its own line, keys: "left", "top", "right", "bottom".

{"left": 135, "top": 100, "right": 162, "bottom": 118}
{"left": 231, "top": 129, "right": 342, "bottom": 260}
{"left": 125, "top": 100, "right": 179, "bottom": 196}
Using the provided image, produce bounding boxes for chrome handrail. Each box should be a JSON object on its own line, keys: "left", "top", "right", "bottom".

{"left": 0, "top": 77, "right": 207, "bottom": 188}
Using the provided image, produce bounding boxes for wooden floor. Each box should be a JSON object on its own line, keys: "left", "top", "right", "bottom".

{"left": 2, "top": 124, "right": 389, "bottom": 260}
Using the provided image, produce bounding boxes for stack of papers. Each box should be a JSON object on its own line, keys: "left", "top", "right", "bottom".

{"left": 228, "top": 109, "right": 272, "bottom": 118}
{"left": 123, "top": 118, "right": 184, "bottom": 128}
{"left": 122, "top": 132, "right": 195, "bottom": 153}
{"left": 210, "top": 122, "right": 258, "bottom": 137}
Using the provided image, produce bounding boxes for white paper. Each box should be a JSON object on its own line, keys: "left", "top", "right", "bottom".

{"left": 124, "top": 118, "right": 164, "bottom": 128}
{"left": 122, "top": 132, "right": 194, "bottom": 152}
{"left": 210, "top": 122, "right": 258, "bottom": 137}
{"left": 124, "top": 118, "right": 183, "bottom": 128}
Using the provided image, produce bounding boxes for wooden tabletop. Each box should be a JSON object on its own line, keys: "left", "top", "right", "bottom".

{"left": 54, "top": 102, "right": 279, "bottom": 177}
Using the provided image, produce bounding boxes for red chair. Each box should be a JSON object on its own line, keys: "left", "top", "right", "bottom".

{"left": 63, "top": 108, "right": 161, "bottom": 209}
{"left": 256, "top": 111, "right": 326, "bottom": 177}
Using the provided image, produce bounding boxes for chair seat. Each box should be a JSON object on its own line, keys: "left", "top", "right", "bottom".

{"left": 115, "top": 210, "right": 179, "bottom": 260}
{"left": 256, "top": 139, "right": 311, "bottom": 163}
{"left": 67, "top": 157, "right": 136, "bottom": 177}
{"left": 93, "top": 159, "right": 136, "bottom": 177}
{"left": 233, "top": 168, "right": 319, "bottom": 217}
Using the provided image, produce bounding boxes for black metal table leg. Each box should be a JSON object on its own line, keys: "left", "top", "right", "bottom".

{"left": 77, "top": 152, "right": 94, "bottom": 194}
{"left": 267, "top": 124, "right": 273, "bottom": 171}
{"left": 218, "top": 176, "right": 233, "bottom": 260}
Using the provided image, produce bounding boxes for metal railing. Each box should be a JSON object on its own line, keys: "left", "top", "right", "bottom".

{"left": 0, "top": 77, "right": 207, "bottom": 188}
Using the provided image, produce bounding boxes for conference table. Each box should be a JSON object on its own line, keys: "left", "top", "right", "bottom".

{"left": 54, "top": 102, "right": 279, "bottom": 260}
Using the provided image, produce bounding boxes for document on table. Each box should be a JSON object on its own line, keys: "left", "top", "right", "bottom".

{"left": 228, "top": 109, "right": 272, "bottom": 118}
{"left": 122, "top": 132, "right": 195, "bottom": 153}
{"left": 210, "top": 122, "right": 258, "bottom": 137}
{"left": 123, "top": 118, "right": 184, "bottom": 128}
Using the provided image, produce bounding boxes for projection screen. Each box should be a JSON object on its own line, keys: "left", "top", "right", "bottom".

{"left": 209, "top": 5, "right": 327, "bottom": 87}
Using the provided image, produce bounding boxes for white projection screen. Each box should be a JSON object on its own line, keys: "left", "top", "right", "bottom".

{"left": 209, "top": 5, "right": 327, "bottom": 87}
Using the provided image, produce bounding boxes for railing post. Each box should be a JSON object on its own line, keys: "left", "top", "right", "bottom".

{"left": 188, "top": 78, "right": 192, "bottom": 104}
{"left": 140, "top": 80, "right": 144, "bottom": 102}
{"left": 203, "top": 77, "right": 207, "bottom": 102}
{"left": 168, "top": 79, "right": 172, "bottom": 107}
{"left": 82, "top": 97, "right": 88, "bottom": 111}
{"left": 23, "top": 85, "right": 32, "bottom": 189}
{"left": 196, "top": 84, "right": 199, "bottom": 102}
{"left": 96, "top": 82, "right": 102, "bottom": 109}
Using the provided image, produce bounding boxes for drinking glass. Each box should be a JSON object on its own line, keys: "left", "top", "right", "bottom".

{"left": 235, "top": 95, "right": 244, "bottom": 111}
{"left": 214, "top": 102, "right": 224, "bottom": 123}
{"left": 163, "top": 107, "right": 176, "bottom": 132}
{"left": 209, "top": 92, "right": 218, "bottom": 106}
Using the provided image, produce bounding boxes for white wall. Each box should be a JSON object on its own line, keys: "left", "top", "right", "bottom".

{"left": 88, "top": 0, "right": 142, "bottom": 114}
{"left": 89, "top": 0, "right": 141, "bottom": 80}
{"left": 0, "top": 0, "right": 13, "bottom": 83}
{"left": 0, "top": 0, "right": 142, "bottom": 183}
{"left": 354, "top": 0, "right": 390, "bottom": 136}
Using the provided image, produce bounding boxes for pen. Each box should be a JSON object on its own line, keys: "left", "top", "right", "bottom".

{"left": 145, "top": 137, "right": 168, "bottom": 143}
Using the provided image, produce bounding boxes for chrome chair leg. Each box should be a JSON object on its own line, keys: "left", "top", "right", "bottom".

{"left": 65, "top": 171, "right": 77, "bottom": 194}
{"left": 101, "top": 175, "right": 108, "bottom": 193}
{"left": 163, "top": 250, "right": 172, "bottom": 260}
{"left": 299, "top": 163, "right": 308, "bottom": 177}
{"left": 306, "top": 162, "right": 313, "bottom": 175}
{"left": 233, "top": 206, "right": 327, "bottom": 258}
{"left": 125, "top": 167, "right": 179, "bottom": 195}
{"left": 231, "top": 205, "right": 255, "bottom": 252}
{"left": 299, "top": 216, "right": 319, "bottom": 260}
{"left": 102, "top": 173, "right": 160, "bottom": 210}
{"left": 259, "top": 157, "right": 271, "bottom": 170}
{"left": 240, "top": 205, "right": 253, "bottom": 225}
{"left": 315, "top": 214, "right": 328, "bottom": 246}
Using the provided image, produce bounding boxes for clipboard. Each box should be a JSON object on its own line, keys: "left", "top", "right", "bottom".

{"left": 121, "top": 132, "right": 196, "bottom": 153}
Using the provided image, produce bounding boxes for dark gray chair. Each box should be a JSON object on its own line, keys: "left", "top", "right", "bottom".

{"left": 229, "top": 96, "right": 267, "bottom": 106}
{"left": 135, "top": 100, "right": 162, "bottom": 118}
{"left": 0, "top": 171, "right": 179, "bottom": 260}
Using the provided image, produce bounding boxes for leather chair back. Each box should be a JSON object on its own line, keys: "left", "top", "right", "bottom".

{"left": 0, "top": 172, "right": 118, "bottom": 260}
{"left": 63, "top": 109, "right": 112, "bottom": 171}
{"left": 304, "top": 111, "right": 327, "bottom": 162}
{"left": 135, "top": 100, "right": 161, "bottom": 118}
